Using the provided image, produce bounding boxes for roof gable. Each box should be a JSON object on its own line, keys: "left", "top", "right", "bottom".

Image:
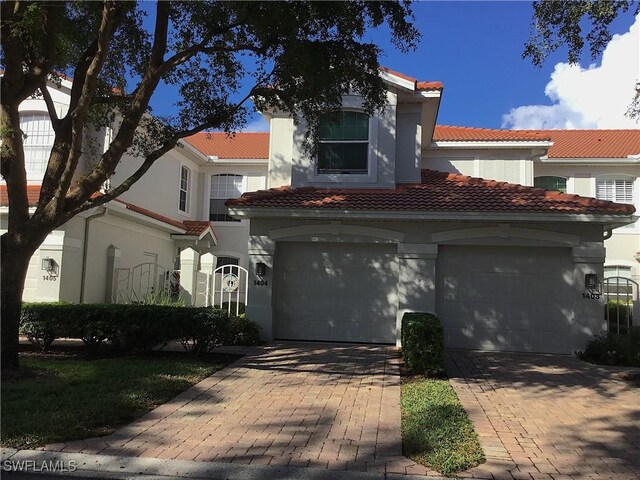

{"left": 185, "top": 132, "right": 269, "bottom": 159}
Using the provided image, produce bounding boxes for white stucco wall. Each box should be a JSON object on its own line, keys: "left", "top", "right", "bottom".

{"left": 422, "top": 148, "right": 536, "bottom": 185}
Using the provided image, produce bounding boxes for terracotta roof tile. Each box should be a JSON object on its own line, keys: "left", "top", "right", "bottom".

{"left": 433, "top": 125, "right": 550, "bottom": 142}
{"left": 517, "top": 129, "right": 640, "bottom": 158}
{"left": 182, "top": 220, "right": 214, "bottom": 236}
{"left": 0, "top": 185, "right": 41, "bottom": 207}
{"left": 379, "top": 66, "right": 443, "bottom": 91}
{"left": 112, "top": 199, "right": 186, "bottom": 229}
{"left": 227, "top": 169, "right": 635, "bottom": 216}
{"left": 185, "top": 132, "right": 269, "bottom": 159}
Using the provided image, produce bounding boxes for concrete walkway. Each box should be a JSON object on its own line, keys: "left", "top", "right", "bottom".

{"left": 446, "top": 350, "right": 640, "bottom": 480}
{"left": 40, "top": 343, "right": 437, "bottom": 476}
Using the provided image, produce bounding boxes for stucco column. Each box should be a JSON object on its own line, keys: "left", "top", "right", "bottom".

{"left": 572, "top": 242, "right": 606, "bottom": 352}
{"left": 180, "top": 247, "right": 200, "bottom": 306}
{"left": 395, "top": 243, "right": 438, "bottom": 346}
{"left": 245, "top": 235, "right": 276, "bottom": 341}
{"left": 105, "top": 245, "right": 121, "bottom": 303}
{"left": 198, "top": 252, "right": 217, "bottom": 307}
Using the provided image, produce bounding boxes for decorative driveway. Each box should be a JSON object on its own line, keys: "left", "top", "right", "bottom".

{"left": 44, "top": 343, "right": 437, "bottom": 476}
{"left": 446, "top": 350, "right": 640, "bottom": 480}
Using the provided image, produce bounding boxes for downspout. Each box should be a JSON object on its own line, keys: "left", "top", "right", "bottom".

{"left": 80, "top": 207, "right": 109, "bottom": 303}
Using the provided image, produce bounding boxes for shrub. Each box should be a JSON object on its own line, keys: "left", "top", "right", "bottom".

{"left": 401, "top": 312, "right": 445, "bottom": 375}
{"left": 577, "top": 326, "right": 640, "bottom": 367}
{"left": 20, "top": 303, "right": 262, "bottom": 355}
{"left": 219, "top": 302, "right": 246, "bottom": 315}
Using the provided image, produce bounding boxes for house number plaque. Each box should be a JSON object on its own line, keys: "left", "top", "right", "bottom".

{"left": 254, "top": 279, "right": 268, "bottom": 286}
{"left": 582, "top": 292, "right": 600, "bottom": 300}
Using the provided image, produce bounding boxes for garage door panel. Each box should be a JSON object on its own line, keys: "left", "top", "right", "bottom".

{"left": 437, "top": 245, "right": 574, "bottom": 354}
{"left": 275, "top": 242, "right": 397, "bottom": 343}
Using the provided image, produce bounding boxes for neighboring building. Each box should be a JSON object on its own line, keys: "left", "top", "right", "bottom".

{"left": 2, "top": 68, "right": 638, "bottom": 354}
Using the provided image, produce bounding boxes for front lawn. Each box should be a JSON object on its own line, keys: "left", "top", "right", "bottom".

{"left": 401, "top": 376, "right": 485, "bottom": 476}
{"left": 1, "top": 352, "right": 237, "bottom": 449}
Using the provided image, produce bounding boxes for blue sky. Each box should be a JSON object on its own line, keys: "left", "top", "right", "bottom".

{"left": 147, "top": 1, "right": 639, "bottom": 131}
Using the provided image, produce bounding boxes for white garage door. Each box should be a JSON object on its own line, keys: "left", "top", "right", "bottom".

{"left": 274, "top": 242, "right": 398, "bottom": 343}
{"left": 436, "top": 245, "right": 574, "bottom": 354}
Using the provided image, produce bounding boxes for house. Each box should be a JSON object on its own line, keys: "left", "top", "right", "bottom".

{"left": 2, "top": 68, "right": 638, "bottom": 354}
{"left": 226, "top": 69, "right": 638, "bottom": 354}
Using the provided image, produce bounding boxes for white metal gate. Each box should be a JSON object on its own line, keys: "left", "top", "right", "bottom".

{"left": 113, "top": 262, "right": 180, "bottom": 304}
{"left": 603, "top": 276, "right": 638, "bottom": 334}
{"left": 212, "top": 264, "right": 248, "bottom": 316}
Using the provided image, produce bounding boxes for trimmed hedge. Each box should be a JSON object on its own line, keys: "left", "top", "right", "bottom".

{"left": 401, "top": 312, "right": 445, "bottom": 375}
{"left": 20, "top": 303, "right": 261, "bottom": 354}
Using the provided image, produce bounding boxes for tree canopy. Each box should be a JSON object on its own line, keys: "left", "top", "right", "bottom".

{"left": 0, "top": 0, "right": 419, "bottom": 369}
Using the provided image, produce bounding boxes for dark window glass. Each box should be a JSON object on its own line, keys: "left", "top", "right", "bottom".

{"left": 534, "top": 176, "right": 567, "bottom": 193}
{"left": 318, "top": 111, "right": 369, "bottom": 174}
{"left": 216, "top": 256, "right": 239, "bottom": 268}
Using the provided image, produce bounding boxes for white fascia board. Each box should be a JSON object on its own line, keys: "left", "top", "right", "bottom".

{"left": 227, "top": 206, "right": 637, "bottom": 226}
{"left": 105, "top": 202, "right": 186, "bottom": 234}
{"left": 206, "top": 158, "right": 269, "bottom": 165}
{"left": 414, "top": 91, "right": 441, "bottom": 99}
{"left": 379, "top": 70, "right": 416, "bottom": 91}
{"left": 429, "top": 140, "right": 553, "bottom": 149}
{"left": 176, "top": 140, "right": 210, "bottom": 164}
{"left": 539, "top": 156, "right": 640, "bottom": 164}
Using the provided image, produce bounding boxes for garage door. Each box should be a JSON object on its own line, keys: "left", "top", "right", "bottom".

{"left": 274, "top": 242, "right": 398, "bottom": 343}
{"left": 436, "top": 245, "right": 574, "bottom": 353}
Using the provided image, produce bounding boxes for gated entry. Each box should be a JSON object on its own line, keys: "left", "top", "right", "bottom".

{"left": 212, "top": 264, "right": 248, "bottom": 316}
{"left": 113, "top": 262, "right": 180, "bottom": 304}
{"left": 603, "top": 276, "right": 638, "bottom": 334}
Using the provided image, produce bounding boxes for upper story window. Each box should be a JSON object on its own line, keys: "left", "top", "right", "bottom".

{"left": 596, "top": 178, "right": 634, "bottom": 204}
{"left": 210, "top": 174, "right": 245, "bottom": 222}
{"left": 216, "top": 256, "right": 239, "bottom": 269}
{"left": 179, "top": 166, "right": 191, "bottom": 213}
{"left": 317, "top": 111, "right": 369, "bottom": 174}
{"left": 534, "top": 176, "right": 567, "bottom": 193}
{"left": 21, "top": 112, "right": 55, "bottom": 178}
{"left": 604, "top": 265, "right": 632, "bottom": 279}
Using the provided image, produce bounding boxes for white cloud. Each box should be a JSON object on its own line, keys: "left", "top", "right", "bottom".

{"left": 502, "top": 15, "right": 640, "bottom": 129}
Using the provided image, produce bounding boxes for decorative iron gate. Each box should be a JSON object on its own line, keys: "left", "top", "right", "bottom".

{"left": 212, "top": 264, "right": 248, "bottom": 316}
{"left": 603, "top": 276, "right": 638, "bottom": 334}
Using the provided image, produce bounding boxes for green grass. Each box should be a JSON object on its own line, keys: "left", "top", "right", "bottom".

{"left": 401, "top": 376, "right": 485, "bottom": 475}
{"left": 1, "top": 352, "right": 235, "bottom": 449}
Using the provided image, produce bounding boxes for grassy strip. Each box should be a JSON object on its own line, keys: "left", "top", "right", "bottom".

{"left": 401, "top": 376, "right": 484, "bottom": 475}
{"left": 1, "top": 352, "right": 235, "bottom": 449}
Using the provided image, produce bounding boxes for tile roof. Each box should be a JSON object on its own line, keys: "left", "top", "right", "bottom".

{"left": 433, "top": 125, "right": 550, "bottom": 142}
{"left": 0, "top": 185, "right": 41, "bottom": 207}
{"left": 182, "top": 220, "right": 214, "bottom": 236}
{"left": 185, "top": 132, "right": 269, "bottom": 159}
{"left": 227, "top": 169, "right": 635, "bottom": 216}
{"left": 112, "top": 198, "right": 186, "bottom": 229}
{"left": 517, "top": 129, "right": 640, "bottom": 158}
{"left": 379, "top": 67, "right": 443, "bottom": 91}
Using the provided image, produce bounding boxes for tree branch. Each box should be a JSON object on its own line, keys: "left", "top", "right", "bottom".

{"left": 40, "top": 85, "right": 60, "bottom": 131}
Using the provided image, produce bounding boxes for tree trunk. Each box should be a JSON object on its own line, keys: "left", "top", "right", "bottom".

{"left": 1, "top": 232, "right": 37, "bottom": 371}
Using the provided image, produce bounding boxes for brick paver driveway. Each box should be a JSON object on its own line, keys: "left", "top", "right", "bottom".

{"left": 446, "top": 350, "right": 640, "bottom": 480}
{"left": 47, "top": 343, "right": 434, "bottom": 476}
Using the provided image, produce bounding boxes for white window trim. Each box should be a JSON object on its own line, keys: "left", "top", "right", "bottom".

{"left": 307, "top": 102, "right": 379, "bottom": 185}
{"left": 178, "top": 165, "right": 191, "bottom": 214}
{"left": 596, "top": 174, "right": 638, "bottom": 233}
{"left": 20, "top": 111, "right": 55, "bottom": 182}
{"left": 209, "top": 173, "right": 246, "bottom": 223}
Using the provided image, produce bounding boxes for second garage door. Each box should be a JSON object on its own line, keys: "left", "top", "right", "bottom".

{"left": 274, "top": 242, "right": 398, "bottom": 343}
{"left": 436, "top": 245, "right": 575, "bottom": 354}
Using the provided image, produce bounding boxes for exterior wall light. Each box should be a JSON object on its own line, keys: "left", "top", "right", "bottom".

{"left": 41, "top": 257, "right": 59, "bottom": 276}
{"left": 584, "top": 273, "right": 598, "bottom": 289}
{"left": 256, "top": 262, "right": 267, "bottom": 276}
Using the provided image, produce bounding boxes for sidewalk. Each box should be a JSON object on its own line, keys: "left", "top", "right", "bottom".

{"left": 1, "top": 449, "right": 453, "bottom": 480}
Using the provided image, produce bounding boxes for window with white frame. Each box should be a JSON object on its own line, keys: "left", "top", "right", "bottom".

{"left": 317, "top": 111, "right": 369, "bottom": 174}
{"left": 20, "top": 112, "right": 55, "bottom": 177}
{"left": 604, "top": 265, "right": 632, "bottom": 279}
{"left": 596, "top": 178, "right": 633, "bottom": 203}
{"left": 216, "top": 256, "right": 239, "bottom": 269}
{"left": 210, "top": 174, "right": 245, "bottom": 221}
{"left": 596, "top": 177, "right": 635, "bottom": 229}
{"left": 179, "top": 166, "right": 191, "bottom": 213}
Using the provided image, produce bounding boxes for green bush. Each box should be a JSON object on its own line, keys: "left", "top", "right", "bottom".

{"left": 605, "top": 301, "right": 633, "bottom": 334}
{"left": 577, "top": 326, "right": 640, "bottom": 367}
{"left": 401, "top": 312, "right": 445, "bottom": 375}
{"left": 20, "top": 303, "right": 261, "bottom": 355}
{"left": 219, "top": 302, "right": 246, "bottom": 315}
